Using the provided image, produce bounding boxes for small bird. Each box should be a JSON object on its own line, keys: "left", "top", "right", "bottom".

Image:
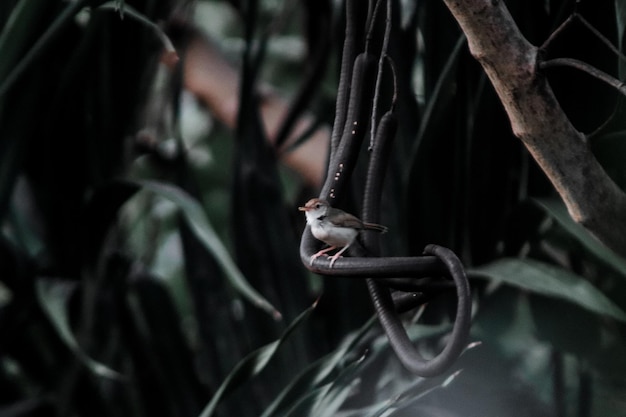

{"left": 298, "top": 198, "right": 387, "bottom": 267}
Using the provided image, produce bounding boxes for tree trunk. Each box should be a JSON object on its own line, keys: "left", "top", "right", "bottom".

{"left": 441, "top": 0, "right": 626, "bottom": 257}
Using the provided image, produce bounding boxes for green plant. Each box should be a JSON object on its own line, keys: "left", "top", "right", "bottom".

{"left": 1, "top": 1, "right": 626, "bottom": 416}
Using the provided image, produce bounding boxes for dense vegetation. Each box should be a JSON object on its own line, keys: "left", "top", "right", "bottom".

{"left": 1, "top": 1, "right": 625, "bottom": 416}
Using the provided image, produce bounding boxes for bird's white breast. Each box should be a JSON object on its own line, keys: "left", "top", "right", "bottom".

{"left": 310, "top": 217, "right": 358, "bottom": 247}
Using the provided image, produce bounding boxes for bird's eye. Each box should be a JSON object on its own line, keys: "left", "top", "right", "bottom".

{"left": 315, "top": 203, "right": 321, "bottom": 208}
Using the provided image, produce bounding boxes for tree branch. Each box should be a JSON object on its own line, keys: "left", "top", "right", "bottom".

{"left": 540, "top": 58, "right": 626, "bottom": 97}
{"left": 441, "top": 0, "right": 626, "bottom": 256}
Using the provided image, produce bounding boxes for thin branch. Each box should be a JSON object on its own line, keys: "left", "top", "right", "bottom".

{"left": 587, "top": 98, "right": 625, "bottom": 140}
{"left": 542, "top": 13, "right": 626, "bottom": 65}
{"left": 540, "top": 57, "right": 626, "bottom": 97}
{"left": 441, "top": 0, "right": 626, "bottom": 257}
{"left": 576, "top": 14, "right": 626, "bottom": 64}
{"left": 541, "top": 13, "right": 576, "bottom": 51}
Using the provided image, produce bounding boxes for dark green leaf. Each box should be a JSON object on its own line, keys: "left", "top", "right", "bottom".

{"left": 360, "top": 370, "right": 463, "bottom": 417}
{"left": 0, "top": 0, "right": 87, "bottom": 97}
{"left": 198, "top": 301, "right": 317, "bottom": 417}
{"left": 304, "top": 357, "right": 364, "bottom": 417}
{"left": 35, "top": 279, "right": 123, "bottom": 380}
{"left": 281, "top": 357, "right": 364, "bottom": 417}
{"left": 260, "top": 316, "right": 376, "bottom": 417}
{"left": 529, "top": 296, "right": 602, "bottom": 357}
{"left": 0, "top": 0, "right": 47, "bottom": 82}
{"left": 533, "top": 198, "right": 626, "bottom": 277}
{"left": 471, "top": 258, "right": 626, "bottom": 322}
{"left": 138, "top": 180, "right": 281, "bottom": 319}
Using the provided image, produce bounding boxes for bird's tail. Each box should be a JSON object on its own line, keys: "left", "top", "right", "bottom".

{"left": 363, "top": 222, "right": 388, "bottom": 233}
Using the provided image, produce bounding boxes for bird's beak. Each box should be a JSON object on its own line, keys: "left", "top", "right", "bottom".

{"left": 298, "top": 206, "right": 308, "bottom": 211}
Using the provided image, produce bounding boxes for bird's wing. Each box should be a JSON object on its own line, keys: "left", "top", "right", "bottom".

{"left": 327, "top": 209, "right": 365, "bottom": 229}
{"left": 327, "top": 208, "right": 387, "bottom": 232}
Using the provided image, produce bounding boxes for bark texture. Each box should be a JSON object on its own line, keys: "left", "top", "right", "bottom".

{"left": 442, "top": 0, "right": 626, "bottom": 256}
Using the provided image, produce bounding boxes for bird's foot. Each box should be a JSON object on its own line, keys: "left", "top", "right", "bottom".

{"left": 309, "top": 253, "right": 323, "bottom": 265}
{"left": 310, "top": 246, "right": 336, "bottom": 265}
{"left": 329, "top": 254, "right": 343, "bottom": 268}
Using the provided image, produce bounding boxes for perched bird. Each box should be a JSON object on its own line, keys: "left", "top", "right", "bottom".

{"left": 298, "top": 198, "right": 387, "bottom": 267}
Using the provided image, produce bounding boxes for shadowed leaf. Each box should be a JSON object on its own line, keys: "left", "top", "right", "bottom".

{"left": 35, "top": 278, "right": 123, "bottom": 380}
{"left": 260, "top": 316, "right": 376, "bottom": 417}
{"left": 199, "top": 300, "right": 317, "bottom": 417}
{"left": 138, "top": 180, "right": 281, "bottom": 319}
{"left": 534, "top": 198, "right": 626, "bottom": 277}
{"left": 286, "top": 357, "right": 364, "bottom": 417}
{"left": 470, "top": 257, "right": 626, "bottom": 322}
{"left": 0, "top": 0, "right": 87, "bottom": 97}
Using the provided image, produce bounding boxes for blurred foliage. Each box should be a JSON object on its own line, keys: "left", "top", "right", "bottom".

{"left": 1, "top": 0, "right": 626, "bottom": 416}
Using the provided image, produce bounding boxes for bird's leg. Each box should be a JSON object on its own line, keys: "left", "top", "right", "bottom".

{"left": 310, "top": 246, "right": 337, "bottom": 264}
{"left": 329, "top": 245, "right": 351, "bottom": 268}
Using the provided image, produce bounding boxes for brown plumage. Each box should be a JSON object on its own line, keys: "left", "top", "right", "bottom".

{"left": 298, "top": 198, "right": 387, "bottom": 266}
